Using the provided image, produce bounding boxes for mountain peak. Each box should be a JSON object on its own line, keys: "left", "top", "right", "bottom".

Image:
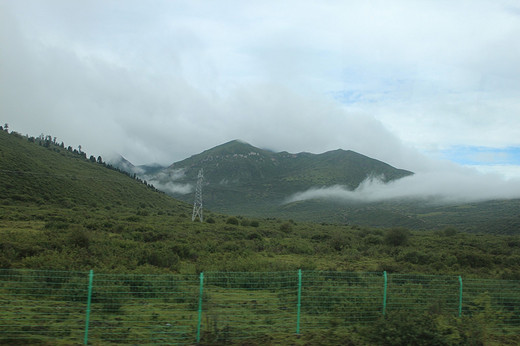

{"left": 200, "top": 139, "right": 272, "bottom": 157}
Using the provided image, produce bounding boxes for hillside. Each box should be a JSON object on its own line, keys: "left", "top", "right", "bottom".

{"left": 2, "top": 129, "right": 520, "bottom": 344}
{"left": 0, "top": 130, "right": 189, "bottom": 212}
{"left": 132, "top": 140, "right": 520, "bottom": 234}
{"left": 146, "top": 139, "right": 413, "bottom": 215}
{"left": 1, "top": 128, "right": 519, "bottom": 276}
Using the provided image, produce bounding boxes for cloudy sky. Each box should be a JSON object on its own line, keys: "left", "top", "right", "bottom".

{"left": 2, "top": 0, "right": 520, "bottom": 200}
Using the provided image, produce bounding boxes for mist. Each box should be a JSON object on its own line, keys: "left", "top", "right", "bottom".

{"left": 142, "top": 170, "right": 193, "bottom": 195}
{"left": 2, "top": 0, "right": 520, "bottom": 192}
{"left": 286, "top": 166, "right": 520, "bottom": 205}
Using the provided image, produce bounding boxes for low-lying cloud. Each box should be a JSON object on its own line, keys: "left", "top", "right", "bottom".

{"left": 148, "top": 180, "right": 192, "bottom": 195}
{"left": 286, "top": 167, "right": 520, "bottom": 205}
{"left": 143, "top": 170, "right": 192, "bottom": 195}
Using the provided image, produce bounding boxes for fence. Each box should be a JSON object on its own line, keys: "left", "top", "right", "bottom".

{"left": 0, "top": 269, "right": 519, "bottom": 344}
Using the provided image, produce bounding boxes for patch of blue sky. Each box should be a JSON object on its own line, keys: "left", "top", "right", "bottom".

{"left": 441, "top": 146, "right": 520, "bottom": 166}
{"left": 328, "top": 90, "right": 366, "bottom": 104}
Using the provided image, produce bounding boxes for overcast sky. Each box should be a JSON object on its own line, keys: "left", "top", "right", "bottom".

{"left": 2, "top": 0, "right": 520, "bottom": 200}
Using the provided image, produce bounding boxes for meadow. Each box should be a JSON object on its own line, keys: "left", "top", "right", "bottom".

{"left": 1, "top": 129, "right": 520, "bottom": 344}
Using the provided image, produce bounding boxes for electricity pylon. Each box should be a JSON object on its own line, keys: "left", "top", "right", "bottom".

{"left": 192, "top": 168, "right": 204, "bottom": 222}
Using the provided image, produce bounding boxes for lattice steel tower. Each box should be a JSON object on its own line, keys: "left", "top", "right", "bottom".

{"left": 192, "top": 168, "right": 204, "bottom": 222}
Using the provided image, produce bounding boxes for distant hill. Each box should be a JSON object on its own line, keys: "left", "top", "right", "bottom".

{"left": 129, "top": 140, "right": 520, "bottom": 234}
{"left": 1, "top": 129, "right": 519, "bottom": 236}
{"left": 145, "top": 139, "right": 413, "bottom": 215}
{"left": 0, "top": 130, "right": 190, "bottom": 213}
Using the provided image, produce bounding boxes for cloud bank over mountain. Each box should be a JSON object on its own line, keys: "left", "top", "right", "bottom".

{"left": 286, "top": 166, "right": 520, "bottom": 205}
{"left": 2, "top": 0, "right": 520, "bottom": 203}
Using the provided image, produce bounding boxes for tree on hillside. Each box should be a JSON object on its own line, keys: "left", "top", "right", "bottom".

{"left": 384, "top": 228, "right": 410, "bottom": 246}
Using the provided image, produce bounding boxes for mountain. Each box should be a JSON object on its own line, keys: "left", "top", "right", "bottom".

{"left": 108, "top": 154, "right": 138, "bottom": 173}
{"left": 148, "top": 140, "right": 413, "bottom": 216}
{"left": 108, "top": 154, "right": 166, "bottom": 175}
{"left": 132, "top": 140, "right": 520, "bottom": 234}
{"left": 0, "top": 130, "right": 190, "bottom": 213}
{"left": 1, "top": 129, "right": 519, "bottom": 242}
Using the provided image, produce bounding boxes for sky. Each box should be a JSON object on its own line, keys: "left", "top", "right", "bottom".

{"left": 2, "top": 0, "right": 520, "bottom": 202}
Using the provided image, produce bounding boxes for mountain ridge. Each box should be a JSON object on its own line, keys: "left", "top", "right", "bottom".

{"left": 140, "top": 140, "right": 414, "bottom": 216}
{"left": 2, "top": 130, "right": 520, "bottom": 233}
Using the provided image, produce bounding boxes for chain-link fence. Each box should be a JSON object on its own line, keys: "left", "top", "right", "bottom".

{"left": 1, "top": 269, "right": 519, "bottom": 344}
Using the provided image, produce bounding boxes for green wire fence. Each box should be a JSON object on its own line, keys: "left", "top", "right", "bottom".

{"left": 0, "top": 268, "right": 519, "bottom": 344}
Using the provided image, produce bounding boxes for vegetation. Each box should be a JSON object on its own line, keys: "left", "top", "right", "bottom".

{"left": 1, "top": 128, "right": 520, "bottom": 275}
{"left": 124, "top": 139, "right": 520, "bottom": 234}
{"left": 1, "top": 128, "right": 520, "bottom": 344}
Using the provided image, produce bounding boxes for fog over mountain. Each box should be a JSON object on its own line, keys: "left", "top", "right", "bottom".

{"left": 2, "top": 0, "right": 520, "bottom": 203}
{"left": 287, "top": 168, "right": 520, "bottom": 205}
{"left": 119, "top": 140, "right": 520, "bottom": 205}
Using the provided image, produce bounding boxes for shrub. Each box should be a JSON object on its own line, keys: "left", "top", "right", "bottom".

{"left": 384, "top": 228, "right": 410, "bottom": 246}
{"left": 443, "top": 227, "right": 458, "bottom": 236}
{"left": 279, "top": 222, "right": 293, "bottom": 233}
{"left": 398, "top": 250, "right": 431, "bottom": 265}
{"left": 329, "top": 233, "right": 350, "bottom": 251}
{"left": 67, "top": 227, "right": 90, "bottom": 249}
{"left": 361, "top": 312, "right": 485, "bottom": 345}
{"left": 226, "top": 217, "right": 239, "bottom": 225}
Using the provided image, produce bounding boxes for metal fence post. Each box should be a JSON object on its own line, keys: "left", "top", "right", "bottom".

{"left": 196, "top": 272, "right": 204, "bottom": 343}
{"left": 296, "top": 269, "right": 302, "bottom": 334}
{"left": 84, "top": 270, "right": 94, "bottom": 345}
{"left": 382, "top": 271, "right": 388, "bottom": 316}
{"left": 458, "top": 276, "right": 463, "bottom": 317}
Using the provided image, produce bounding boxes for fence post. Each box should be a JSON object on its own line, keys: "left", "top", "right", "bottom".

{"left": 196, "top": 272, "right": 204, "bottom": 344}
{"left": 458, "top": 276, "right": 463, "bottom": 317}
{"left": 382, "top": 271, "right": 388, "bottom": 316}
{"left": 296, "top": 269, "right": 302, "bottom": 334}
{"left": 83, "top": 270, "right": 94, "bottom": 345}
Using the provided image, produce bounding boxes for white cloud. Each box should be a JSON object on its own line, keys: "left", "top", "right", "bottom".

{"left": 143, "top": 170, "right": 192, "bottom": 195}
{"left": 1, "top": 0, "right": 520, "bottom": 185}
{"left": 286, "top": 166, "right": 520, "bottom": 205}
{"left": 468, "top": 164, "right": 520, "bottom": 181}
{"left": 148, "top": 180, "right": 192, "bottom": 195}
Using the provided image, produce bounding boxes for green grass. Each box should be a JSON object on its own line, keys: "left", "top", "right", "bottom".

{"left": 2, "top": 269, "right": 519, "bottom": 345}
{"left": 2, "top": 129, "right": 520, "bottom": 344}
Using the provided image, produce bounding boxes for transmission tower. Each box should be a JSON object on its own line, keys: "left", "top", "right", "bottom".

{"left": 192, "top": 168, "right": 204, "bottom": 222}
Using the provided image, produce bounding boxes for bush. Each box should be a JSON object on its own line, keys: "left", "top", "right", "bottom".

{"left": 398, "top": 250, "right": 431, "bottom": 265}
{"left": 384, "top": 228, "right": 410, "bottom": 246}
{"left": 361, "top": 312, "right": 480, "bottom": 345}
{"left": 442, "top": 227, "right": 458, "bottom": 236}
{"left": 67, "top": 227, "right": 90, "bottom": 249}
{"left": 226, "top": 217, "right": 239, "bottom": 225}
{"left": 279, "top": 222, "right": 293, "bottom": 233}
{"left": 141, "top": 247, "right": 180, "bottom": 269}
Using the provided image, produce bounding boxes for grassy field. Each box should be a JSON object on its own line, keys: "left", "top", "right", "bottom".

{"left": 1, "top": 269, "right": 519, "bottom": 345}
{"left": 1, "top": 129, "right": 520, "bottom": 344}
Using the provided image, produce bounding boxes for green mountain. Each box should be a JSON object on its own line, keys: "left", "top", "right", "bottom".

{"left": 4, "top": 129, "right": 519, "bottom": 236}
{"left": 2, "top": 130, "right": 520, "bottom": 346}
{"left": 138, "top": 140, "right": 520, "bottom": 234}
{"left": 153, "top": 140, "right": 413, "bottom": 215}
{"left": 0, "top": 130, "right": 190, "bottom": 213}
